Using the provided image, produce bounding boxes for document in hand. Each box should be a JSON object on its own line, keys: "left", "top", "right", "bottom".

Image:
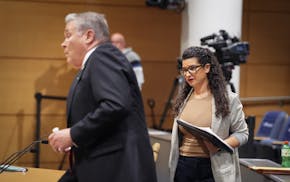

{"left": 177, "top": 119, "right": 234, "bottom": 154}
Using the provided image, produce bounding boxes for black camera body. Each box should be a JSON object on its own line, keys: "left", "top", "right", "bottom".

{"left": 145, "top": 0, "right": 185, "bottom": 11}
{"left": 201, "top": 30, "right": 250, "bottom": 92}
{"left": 200, "top": 30, "right": 249, "bottom": 66}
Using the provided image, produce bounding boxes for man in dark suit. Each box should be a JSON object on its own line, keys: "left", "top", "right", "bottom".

{"left": 48, "top": 12, "right": 157, "bottom": 182}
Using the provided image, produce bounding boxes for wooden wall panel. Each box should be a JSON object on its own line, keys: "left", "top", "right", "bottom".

{"left": 245, "top": 64, "right": 290, "bottom": 96}
{"left": 240, "top": 0, "right": 290, "bottom": 98}
{"left": 0, "top": 59, "right": 74, "bottom": 114}
{"left": 249, "top": 0, "right": 290, "bottom": 11}
{"left": 107, "top": 7, "right": 181, "bottom": 61}
{"left": 9, "top": 0, "right": 146, "bottom": 6}
{"left": 142, "top": 62, "right": 179, "bottom": 112}
{"left": 0, "top": 1, "right": 181, "bottom": 61}
{"left": 248, "top": 13, "right": 290, "bottom": 64}
{"left": 0, "top": 114, "right": 35, "bottom": 163}
{"left": 0, "top": 1, "right": 65, "bottom": 58}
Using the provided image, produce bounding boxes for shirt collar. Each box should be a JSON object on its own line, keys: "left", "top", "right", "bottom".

{"left": 81, "top": 46, "right": 97, "bottom": 70}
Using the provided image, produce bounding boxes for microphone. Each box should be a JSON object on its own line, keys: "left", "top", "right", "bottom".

{"left": 0, "top": 165, "right": 28, "bottom": 172}
{"left": 0, "top": 127, "right": 70, "bottom": 173}
{"left": 200, "top": 33, "right": 217, "bottom": 43}
{"left": 41, "top": 140, "right": 49, "bottom": 144}
{"left": 0, "top": 139, "right": 48, "bottom": 173}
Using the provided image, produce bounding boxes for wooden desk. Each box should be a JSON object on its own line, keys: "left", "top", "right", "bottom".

{"left": 240, "top": 158, "right": 290, "bottom": 182}
{"left": 0, "top": 167, "right": 65, "bottom": 182}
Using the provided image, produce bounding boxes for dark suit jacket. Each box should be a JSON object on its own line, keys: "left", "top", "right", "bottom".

{"left": 61, "top": 42, "right": 157, "bottom": 182}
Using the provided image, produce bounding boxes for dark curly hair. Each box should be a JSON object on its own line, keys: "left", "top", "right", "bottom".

{"left": 173, "top": 46, "right": 230, "bottom": 118}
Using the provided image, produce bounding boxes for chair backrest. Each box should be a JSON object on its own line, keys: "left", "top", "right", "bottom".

{"left": 256, "top": 111, "right": 287, "bottom": 138}
{"left": 152, "top": 142, "right": 160, "bottom": 162}
{"left": 278, "top": 116, "right": 290, "bottom": 141}
{"left": 245, "top": 115, "right": 256, "bottom": 144}
{"left": 268, "top": 112, "right": 288, "bottom": 139}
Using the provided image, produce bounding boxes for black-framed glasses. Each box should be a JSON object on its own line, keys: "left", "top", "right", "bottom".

{"left": 181, "top": 64, "right": 202, "bottom": 75}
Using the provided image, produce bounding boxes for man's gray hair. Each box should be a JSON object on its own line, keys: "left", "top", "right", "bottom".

{"left": 65, "top": 12, "right": 109, "bottom": 42}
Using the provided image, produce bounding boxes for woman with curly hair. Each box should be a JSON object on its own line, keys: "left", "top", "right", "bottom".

{"left": 169, "top": 46, "right": 248, "bottom": 182}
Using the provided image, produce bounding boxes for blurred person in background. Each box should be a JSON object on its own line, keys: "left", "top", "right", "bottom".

{"left": 111, "top": 32, "right": 144, "bottom": 90}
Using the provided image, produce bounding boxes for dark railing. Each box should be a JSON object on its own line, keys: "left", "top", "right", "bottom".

{"left": 34, "top": 92, "right": 66, "bottom": 168}
{"left": 241, "top": 96, "right": 290, "bottom": 106}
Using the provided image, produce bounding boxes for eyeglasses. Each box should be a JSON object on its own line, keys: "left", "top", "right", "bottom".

{"left": 181, "top": 64, "right": 202, "bottom": 75}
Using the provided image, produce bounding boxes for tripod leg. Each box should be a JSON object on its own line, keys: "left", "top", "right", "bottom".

{"left": 158, "top": 76, "right": 183, "bottom": 129}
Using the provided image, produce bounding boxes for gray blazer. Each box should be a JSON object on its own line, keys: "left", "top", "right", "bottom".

{"left": 169, "top": 90, "right": 248, "bottom": 182}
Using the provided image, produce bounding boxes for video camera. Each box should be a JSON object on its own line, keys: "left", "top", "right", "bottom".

{"left": 200, "top": 30, "right": 249, "bottom": 66}
{"left": 200, "top": 30, "right": 249, "bottom": 92}
{"left": 145, "top": 0, "right": 185, "bottom": 12}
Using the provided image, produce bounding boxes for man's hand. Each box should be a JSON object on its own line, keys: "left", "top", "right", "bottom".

{"left": 48, "top": 128, "right": 73, "bottom": 153}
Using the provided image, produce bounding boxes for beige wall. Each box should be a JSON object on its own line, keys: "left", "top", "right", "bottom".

{"left": 0, "top": 0, "right": 289, "bottom": 169}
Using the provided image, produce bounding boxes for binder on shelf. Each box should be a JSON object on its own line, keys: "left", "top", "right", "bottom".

{"left": 177, "top": 119, "right": 234, "bottom": 154}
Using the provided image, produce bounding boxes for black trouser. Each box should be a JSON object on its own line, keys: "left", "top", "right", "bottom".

{"left": 174, "top": 155, "right": 215, "bottom": 182}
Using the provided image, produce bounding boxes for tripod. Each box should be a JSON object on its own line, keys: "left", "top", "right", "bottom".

{"left": 158, "top": 75, "right": 184, "bottom": 130}
{"left": 222, "top": 64, "right": 236, "bottom": 93}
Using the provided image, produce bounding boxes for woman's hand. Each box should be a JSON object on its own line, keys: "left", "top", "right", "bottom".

{"left": 203, "top": 139, "right": 221, "bottom": 154}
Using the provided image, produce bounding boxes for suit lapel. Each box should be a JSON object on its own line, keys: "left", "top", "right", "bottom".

{"left": 66, "top": 48, "right": 94, "bottom": 125}
{"left": 66, "top": 69, "right": 84, "bottom": 125}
